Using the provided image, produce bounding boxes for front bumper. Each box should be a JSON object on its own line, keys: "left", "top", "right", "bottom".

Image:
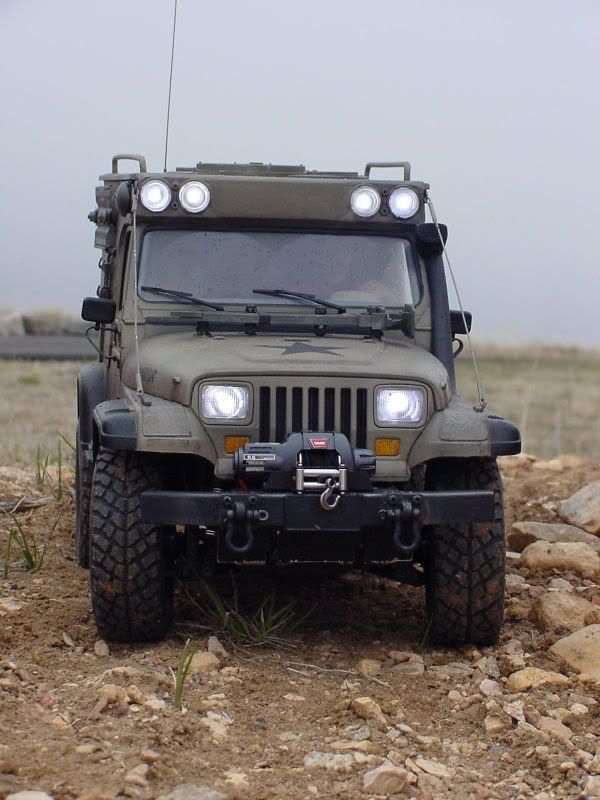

{"left": 141, "top": 488, "right": 495, "bottom": 564}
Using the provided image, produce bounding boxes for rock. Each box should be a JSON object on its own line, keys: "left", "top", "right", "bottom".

{"left": 207, "top": 636, "right": 228, "bottom": 658}
{"left": 519, "top": 542, "right": 600, "bottom": 578}
{"left": 391, "top": 661, "right": 425, "bottom": 675}
{"left": 190, "top": 651, "right": 220, "bottom": 674}
{"left": 548, "top": 577, "right": 575, "bottom": 592}
{"left": 331, "top": 739, "right": 378, "bottom": 754}
{"left": 0, "top": 598, "right": 22, "bottom": 614}
{"left": 509, "top": 521, "right": 600, "bottom": 553}
{"left": 362, "top": 760, "right": 408, "bottom": 793}
{"left": 583, "top": 775, "right": 600, "bottom": 798}
{"left": 94, "top": 640, "right": 110, "bottom": 657}
{"left": 506, "top": 574, "right": 527, "bottom": 590}
{"left": 413, "top": 757, "right": 453, "bottom": 779}
{"left": 585, "top": 609, "right": 600, "bottom": 625}
{"left": 537, "top": 716, "right": 573, "bottom": 742}
{"left": 94, "top": 683, "right": 128, "bottom": 713}
{"left": 479, "top": 679, "right": 502, "bottom": 697}
{"left": 157, "top": 784, "right": 225, "bottom": 800}
{"left": 388, "top": 650, "right": 420, "bottom": 663}
{"left": 141, "top": 749, "right": 161, "bottom": 763}
{"left": 0, "top": 310, "right": 25, "bottom": 336}
{"left": 475, "top": 656, "right": 500, "bottom": 678}
{"left": 303, "top": 751, "right": 354, "bottom": 772}
{"left": 428, "top": 662, "right": 473, "bottom": 677}
{"left": 6, "top": 794, "right": 53, "bottom": 800}
{"left": 340, "top": 723, "right": 371, "bottom": 741}
{"left": 531, "top": 592, "right": 598, "bottom": 633}
{"left": 351, "top": 696, "right": 387, "bottom": 728}
{"left": 506, "top": 667, "right": 568, "bottom": 692}
{"left": 201, "top": 710, "right": 232, "bottom": 740}
{"left": 124, "top": 764, "right": 150, "bottom": 787}
{"left": 358, "top": 658, "right": 382, "bottom": 676}
{"left": 484, "top": 714, "right": 510, "bottom": 734}
{"left": 550, "top": 625, "right": 600, "bottom": 679}
{"left": 560, "top": 482, "right": 600, "bottom": 535}
{"left": 283, "top": 693, "right": 305, "bottom": 702}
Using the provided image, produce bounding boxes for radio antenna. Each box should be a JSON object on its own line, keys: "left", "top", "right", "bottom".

{"left": 163, "top": 0, "right": 178, "bottom": 172}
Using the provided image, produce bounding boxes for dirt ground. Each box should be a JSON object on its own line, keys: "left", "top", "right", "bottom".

{"left": 2, "top": 455, "right": 600, "bottom": 800}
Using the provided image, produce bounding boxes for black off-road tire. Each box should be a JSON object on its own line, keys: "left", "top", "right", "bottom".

{"left": 424, "top": 457, "right": 505, "bottom": 646}
{"left": 89, "top": 449, "right": 174, "bottom": 642}
{"left": 75, "top": 429, "right": 93, "bottom": 568}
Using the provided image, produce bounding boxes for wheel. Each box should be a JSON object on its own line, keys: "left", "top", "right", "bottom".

{"left": 75, "top": 429, "right": 93, "bottom": 568}
{"left": 423, "top": 457, "right": 505, "bottom": 645}
{"left": 89, "top": 450, "right": 174, "bottom": 642}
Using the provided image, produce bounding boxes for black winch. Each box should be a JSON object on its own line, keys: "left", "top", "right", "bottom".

{"left": 233, "top": 432, "right": 375, "bottom": 506}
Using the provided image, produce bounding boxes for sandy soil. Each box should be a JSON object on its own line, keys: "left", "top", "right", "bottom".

{"left": 1, "top": 456, "right": 600, "bottom": 800}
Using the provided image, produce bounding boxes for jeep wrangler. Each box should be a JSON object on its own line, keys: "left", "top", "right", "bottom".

{"left": 76, "top": 154, "right": 521, "bottom": 644}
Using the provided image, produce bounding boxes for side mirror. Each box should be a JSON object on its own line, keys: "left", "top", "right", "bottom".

{"left": 450, "top": 310, "right": 472, "bottom": 336}
{"left": 81, "top": 297, "right": 116, "bottom": 324}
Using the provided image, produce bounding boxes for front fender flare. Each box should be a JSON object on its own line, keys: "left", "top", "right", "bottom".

{"left": 93, "top": 400, "right": 137, "bottom": 451}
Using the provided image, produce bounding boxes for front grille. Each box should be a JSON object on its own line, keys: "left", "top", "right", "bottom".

{"left": 258, "top": 384, "right": 368, "bottom": 448}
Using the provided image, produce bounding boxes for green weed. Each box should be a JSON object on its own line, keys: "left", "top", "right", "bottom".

{"left": 172, "top": 638, "right": 197, "bottom": 710}
{"left": 2, "top": 515, "right": 45, "bottom": 577}
{"left": 199, "top": 578, "right": 310, "bottom": 647}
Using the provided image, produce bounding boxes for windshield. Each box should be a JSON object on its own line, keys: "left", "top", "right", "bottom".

{"left": 138, "top": 230, "right": 420, "bottom": 308}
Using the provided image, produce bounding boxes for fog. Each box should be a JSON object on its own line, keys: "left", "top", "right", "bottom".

{"left": 2, "top": 0, "right": 599, "bottom": 344}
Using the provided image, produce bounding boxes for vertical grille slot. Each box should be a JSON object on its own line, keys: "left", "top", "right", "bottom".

{"left": 275, "top": 387, "right": 287, "bottom": 441}
{"left": 324, "top": 388, "right": 335, "bottom": 431}
{"left": 356, "top": 388, "right": 367, "bottom": 448}
{"left": 291, "top": 387, "right": 303, "bottom": 431}
{"left": 259, "top": 387, "right": 271, "bottom": 441}
{"left": 308, "top": 387, "right": 319, "bottom": 431}
{"left": 340, "top": 388, "right": 351, "bottom": 440}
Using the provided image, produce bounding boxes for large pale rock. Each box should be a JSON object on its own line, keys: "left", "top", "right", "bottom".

{"left": 0, "top": 310, "right": 25, "bottom": 336}
{"left": 560, "top": 482, "right": 600, "bottom": 535}
{"left": 509, "top": 521, "right": 600, "bottom": 553}
{"left": 550, "top": 625, "right": 600, "bottom": 680}
{"left": 362, "top": 760, "right": 408, "bottom": 793}
{"left": 190, "top": 651, "right": 220, "bottom": 674}
{"left": 157, "top": 784, "right": 225, "bottom": 800}
{"left": 518, "top": 541, "right": 600, "bottom": 578}
{"left": 6, "top": 794, "right": 53, "bottom": 800}
{"left": 351, "top": 696, "right": 387, "bottom": 728}
{"left": 304, "top": 751, "right": 354, "bottom": 772}
{"left": 506, "top": 667, "right": 568, "bottom": 692}
{"left": 532, "top": 592, "right": 599, "bottom": 633}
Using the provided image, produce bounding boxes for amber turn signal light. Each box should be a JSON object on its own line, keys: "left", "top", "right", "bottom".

{"left": 225, "top": 436, "right": 250, "bottom": 454}
{"left": 375, "top": 438, "right": 401, "bottom": 457}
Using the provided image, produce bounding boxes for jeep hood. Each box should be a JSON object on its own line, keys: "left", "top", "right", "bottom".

{"left": 121, "top": 330, "right": 450, "bottom": 407}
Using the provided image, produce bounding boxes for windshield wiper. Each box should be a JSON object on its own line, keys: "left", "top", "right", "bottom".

{"left": 253, "top": 288, "right": 346, "bottom": 314}
{"left": 141, "top": 286, "right": 224, "bottom": 311}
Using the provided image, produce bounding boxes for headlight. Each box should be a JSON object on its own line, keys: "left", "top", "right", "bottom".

{"left": 201, "top": 385, "right": 250, "bottom": 420}
{"left": 140, "top": 180, "right": 171, "bottom": 212}
{"left": 180, "top": 181, "right": 210, "bottom": 213}
{"left": 351, "top": 186, "right": 381, "bottom": 218}
{"left": 389, "top": 187, "right": 419, "bottom": 219}
{"left": 375, "top": 387, "right": 425, "bottom": 424}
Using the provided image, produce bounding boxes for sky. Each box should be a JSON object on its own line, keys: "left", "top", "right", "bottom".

{"left": 1, "top": 0, "right": 599, "bottom": 345}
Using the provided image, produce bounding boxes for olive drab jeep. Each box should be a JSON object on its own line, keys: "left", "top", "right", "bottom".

{"left": 76, "top": 154, "right": 521, "bottom": 644}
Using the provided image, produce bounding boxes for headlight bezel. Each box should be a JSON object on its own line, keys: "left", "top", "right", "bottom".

{"left": 389, "top": 186, "right": 420, "bottom": 219}
{"left": 140, "top": 179, "right": 172, "bottom": 212}
{"left": 374, "top": 385, "right": 427, "bottom": 427}
{"left": 179, "top": 180, "right": 211, "bottom": 213}
{"left": 350, "top": 185, "right": 382, "bottom": 218}
{"left": 200, "top": 382, "right": 253, "bottom": 424}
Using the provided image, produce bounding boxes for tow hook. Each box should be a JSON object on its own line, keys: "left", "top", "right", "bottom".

{"left": 380, "top": 497, "right": 422, "bottom": 556}
{"left": 223, "top": 497, "right": 269, "bottom": 555}
{"left": 320, "top": 477, "right": 342, "bottom": 511}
